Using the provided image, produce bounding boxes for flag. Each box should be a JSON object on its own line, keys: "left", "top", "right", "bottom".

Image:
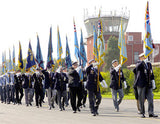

{"left": 26, "top": 41, "right": 36, "bottom": 73}
{"left": 143, "top": 1, "right": 153, "bottom": 58}
{"left": 46, "top": 26, "right": 54, "bottom": 69}
{"left": 8, "top": 49, "right": 12, "bottom": 72}
{"left": 65, "top": 36, "right": 72, "bottom": 69}
{"left": 93, "top": 25, "right": 98, "bottom": 61}
{"left": 18, "top": 41, "right": 23, "bottom": 70}
{"left": 36, "top": 34, "right": 44, "bottom": 69}
{"left": 80, "top": 29, "right": 87, "bottom": 68}
{"left": 2, "top": 52, "right": 5, "bottom": 74}
{"left": 12, "top": 45, "right": 16, "bottom": 71}
{"left": 97, "top": 15, "right": 105, "bottom": 67}
{"left": 57, "top": 26, "right": 63, "bottom": 65}
{"left": 73, "top": 18, "right": 80, "bottom": 64}
{"left": 118, "top": 18, "right": 128, "bottom": 65}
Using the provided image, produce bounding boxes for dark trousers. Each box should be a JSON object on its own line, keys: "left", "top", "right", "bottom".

{"left": 82, "top": 89, "right": 87, "bottom": 105}
{"left": 57, "top": 90, "right": 67, "bottom": 109}
{"left": 11, "top": 85, "right": 15, "bottom": 103}
{"left": 69, "top": 87, "right": 82, "bottom": 111}
{"left": 15, "top": 87, "right": 24, "bottom": 104}
{"left": 35, "top": 89, "right": 43, "bottom": 107}
{"left": 88, "top": 90, "right": 102, "bottom": 113}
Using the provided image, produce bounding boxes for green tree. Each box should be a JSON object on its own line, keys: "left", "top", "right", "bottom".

{"left": 103, "top": 36, "right": 120, "bottom": 71}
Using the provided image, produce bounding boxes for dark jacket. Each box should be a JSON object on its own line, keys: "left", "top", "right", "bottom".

{"left": 33, "top": 73, "right": 44, "bottom": 92}
{"left": 55, "top": 72, "right": 68, "bottom": 91}
{"left": 14, "top": 74, "right": 23, "bottom": 89}
{"left": 86, "top": 64, "right": 103, "bottom": 91}
{"left": 68, "top": 67, "right": 80, "bottom": 88}
{"left": 110, "top": 67, "right": 125, "bottom": 90}
{"left": 41, "top": 70, "right": 55, "bottom": 89}
{"left": 134, "top": 60, "right": 154, "bottom": 88}
{"left": 22, "top": 74, "right": 33, "bottom": 89}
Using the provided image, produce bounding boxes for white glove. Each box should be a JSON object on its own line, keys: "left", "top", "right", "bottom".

{"left": 100, "top": 80, "right": 108, "bottom": 88}
{"left": 144, "top": 58, "right": 148, "bottom": 63}
{"left": 92, "top": 62, "right": 99, "bottom": 67}
{"left": 76, "top": 66, "right": 81, "bottom": 72}
{"left": 114, "top": 64, "right": 122, "bottom": 72}
{"left": 124, "top": 81, "right": 127, "bottom": 89}
{"left": 152, "top": 80, "right": 156, "bottom": 89}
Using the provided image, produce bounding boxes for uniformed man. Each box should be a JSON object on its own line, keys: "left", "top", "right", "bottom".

{"left": 110, "top": 59, "right": 127, "bottom": 112}
{"left": 14, "top": 70, "right": 24, "bottom": 104}
{"left": 33, "top": 68, "right": 44, "bottom": 108}
{"left": 42, "top": 67, "right": 56, "bottom": 110}
{"left": 55, "top": 66, "right": 68, "bottom": 111}
{"left": 134, "top": 53, "right": 158, "bottom": 118}
{"left": 4, "top": 73, "right": 11, "bottom": 104}
{"left": 0, "top": 75, "right": 4, "bottom": 103}
{"left": 22, "top": 70, "right": 33, "bottom": 106}
{"left": 9, "top": 71, "right": 16, "bottom": 104}
{"left": 68, "top": 61, "right": 82, "bottom": 113}
{"left": 86, "top": 59, "right": 107, "bottom": 116}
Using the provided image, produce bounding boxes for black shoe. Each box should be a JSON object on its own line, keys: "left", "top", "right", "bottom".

{"left": 77, "top": 107, "right": 81, "bottom": 112}
{"left": 29, "top": 103, "right": 32, "bottom": 106}
{"left": 49, "top": 107, "right": 51, "bottom": 110}
{"left": 93, "top": 112, "right": 96, "bottom": 116}
{"left": 26, "top": 104, "right": 29, "bottom": 107}
{"left": 52, "top": 104, "right": 55, "bottom": 108}
{"left": 83, "top": 104, "right": 86, "bottom": 108}
{"left": 62, "top": 107, "right": 65, "bottom": 110}
{"left": 141, "top": 114, "right": 145, "bottom": 118}
{"left": 73, "top": 111, "right": 77, "bottom": 113}
{"left": 149, "top": 114, "right": 158, "bottom": 118}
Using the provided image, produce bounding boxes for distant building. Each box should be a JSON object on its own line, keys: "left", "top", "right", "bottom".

{"left": 84, "top": 9, "right": 160, "bottom": 67}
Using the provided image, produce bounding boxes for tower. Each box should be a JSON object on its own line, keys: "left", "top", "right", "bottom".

{"left": 84, "top": 8, "right": 130, "bottom": 64}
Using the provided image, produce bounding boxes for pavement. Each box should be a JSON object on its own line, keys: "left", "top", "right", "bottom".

{"left": 0, "top": 98, "right": 160, "bottom": 124}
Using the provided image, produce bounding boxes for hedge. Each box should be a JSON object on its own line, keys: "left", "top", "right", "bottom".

{"left": 100, "top": 67, "right": 160, "bottom": 95}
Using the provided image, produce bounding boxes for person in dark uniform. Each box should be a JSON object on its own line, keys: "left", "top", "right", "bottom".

{"left": 42, "top": 67, "right": 56, "bottom": 110}
{"left": 68, "top": 62, "right": 82, "bottom": 113}
{"left": 134, "top": 53, "right": 158, "bottom": 118}
{"left": 55, "top": 66, "right": 68, "bottom": 111}
{"left": 81, "top": 69, "right": 87, "bottom": 107}
{"left": 22, "top": 70, "right": 33, "bottom": 107}
{"left": 33, "top": 68, "right": 44, "bottom": 108}
{"left": 110, "top": 59, "right": 127, "bottom": 112}
{"left": 86, "top": 59, "right": 107, "bottom": 116}
{"left": 14, "top": 70, "right": 24, "bottom": 104}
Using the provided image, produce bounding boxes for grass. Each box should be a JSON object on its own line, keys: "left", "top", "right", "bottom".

{"left": 102, "top": 92, "right": 160, "bottom": 100}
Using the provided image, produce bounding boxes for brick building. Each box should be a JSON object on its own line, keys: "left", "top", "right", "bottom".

{"left": 86, "top": 32, "right": 160, "bottom": 66}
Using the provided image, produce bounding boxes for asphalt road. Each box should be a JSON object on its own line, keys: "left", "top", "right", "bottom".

{"left": 0, "top": 98, "right": 160, "bottom": 124}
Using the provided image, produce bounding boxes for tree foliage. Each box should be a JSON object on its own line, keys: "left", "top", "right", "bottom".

{"left": 103, "top": 36, "right": 120, "bottom": 71}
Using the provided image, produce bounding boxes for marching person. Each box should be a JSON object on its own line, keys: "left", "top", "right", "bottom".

{"left": 110, "top": 59, "right": 127, "bottom": 112}
{"left": 33, "top": 68, "right": 44, "bottom": 108}
{"left": 68, "top": 62, "right": 82, "bottom": 113}
{"left": 134, "top": 53, "right": 158, "bottom": 118}
{"left": 86, "top": 59, "right": 107, "bottom": 116}
{"left": 14, "top": 70, "right": 24, "bottom": 104}
{"left": 0, "top": 75, "right": 4, "bottom": 103}
{"left": 55, "top": 66, "right": 68, "bottom": 111}
{"left": 42, "top": 67, "right": 56, "bottom": 110}
{"left": 22, "top": 70, "right": 33, "bottom": 107}
{"left": 9, "top": 71, "right": 16, "bottom": 104}
{"left": 4, "top": 73, "right": 11, "bottom": 104}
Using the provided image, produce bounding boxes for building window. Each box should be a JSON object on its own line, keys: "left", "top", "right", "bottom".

{"left": 128, "top": 35, "right": 133, "bottom": 41}
{"left": 134, "top": 52, "right": 139, "bottom": 63}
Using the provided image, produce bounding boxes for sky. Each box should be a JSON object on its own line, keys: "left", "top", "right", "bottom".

{"left": 0, "top": 0, "right": 159, "bottom": 67}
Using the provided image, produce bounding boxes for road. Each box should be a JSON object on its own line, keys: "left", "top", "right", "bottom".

{"left": 0, "top": 98, "right": 160, "bottom": 124}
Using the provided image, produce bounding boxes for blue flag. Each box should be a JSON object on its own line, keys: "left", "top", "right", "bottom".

{"left": 47, "top": 26, "right": 54, "bottom": 69}
{"left": 57, "top": 26, "right": 63, "bottom": 65}
{"left": 36, "top": 34, "right": 44, "bottom": 69}
{"left": 2, "top": 52, "right": 5, "bottom": 74}
{"left": 18, "top": 41, "right": 23, "bottom": 70}
{"left": 12, "top": 45, "right": 16, "bottom": 71}
{"left": 118, "top": 18, "right": 128, "bottom": 65}
{"left": 26, "top": 41, "right": 36, "bottom": 73}
{"left": 80, "top": 29, "right": 87, "bottom": 68}
{"left": 73, "top": 19, "right": 80, "bottom": 64}
{"left": 65, "top": 36, "right": 72, "bottom": 69}
{"left": 93, "top": 25, "right": 98, "bottom": 61}
{"left": 143, "top": 1, "right": 153, "bottom": 58}
{"left": 8, "top": 49, "right": 12, "bottom": 72}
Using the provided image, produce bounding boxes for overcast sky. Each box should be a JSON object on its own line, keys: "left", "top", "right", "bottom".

{"left": 0, "top": 0, "right": 159, "bottom": 66}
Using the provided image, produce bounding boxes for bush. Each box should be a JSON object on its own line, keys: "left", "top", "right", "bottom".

{"left": 100, "top": 67, "right": 160, "bottom": 95}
